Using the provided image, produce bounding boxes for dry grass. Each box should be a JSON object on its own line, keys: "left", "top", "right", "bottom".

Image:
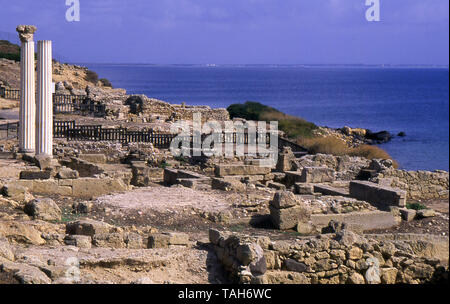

{"left": 298, "top": 136, "right": 399, "bottom": 168}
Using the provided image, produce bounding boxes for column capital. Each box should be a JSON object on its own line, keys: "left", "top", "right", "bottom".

{"left": 16, "top": 25, "right": 37, "bottom": 42}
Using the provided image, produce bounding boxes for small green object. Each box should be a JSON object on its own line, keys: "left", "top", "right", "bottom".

{"left": 406, "top": 202, "right": 427, "bottom": 211}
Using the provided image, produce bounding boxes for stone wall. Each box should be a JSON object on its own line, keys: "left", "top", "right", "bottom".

{"left": 374, "top": 169, "right": 449, "bottom": 200}
{"left": 4, "top": 177, "right": 129, "bottom": 199}
{"left": 296, "top": 154, "right": 370, "bottom": 181}
{"left": 174, "top": 105, "right": 230, "bottom": 122}
{"left": 127, "top": 95, "right": 230, "bottom": 122}
{"left": 54, "top": 140, "right": 157, "bottom": 164}
{"left": 209, "top": 229, "right": 449, "bottom": 284}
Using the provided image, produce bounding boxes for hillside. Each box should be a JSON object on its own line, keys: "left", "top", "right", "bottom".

{"left": 0, "top": 40, "right": 20, "bottom": 61}
{"left": 0, "top": 40, "right": 112, "bottom": 90}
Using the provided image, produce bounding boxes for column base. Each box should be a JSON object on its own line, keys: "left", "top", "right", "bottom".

{"left": 35, "top": 153, "right": 53, "bottom": 158}
{"left": 18, "top": 148, "right": 35, "bottom": 154}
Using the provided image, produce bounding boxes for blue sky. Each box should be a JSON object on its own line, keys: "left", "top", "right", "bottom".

{"left": 0, "top": 0, "right": 448, "bottom": 64}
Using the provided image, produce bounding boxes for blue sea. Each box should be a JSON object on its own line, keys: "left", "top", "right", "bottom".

{"left": 84, "top": 64, "right": 449, "bottom": 172}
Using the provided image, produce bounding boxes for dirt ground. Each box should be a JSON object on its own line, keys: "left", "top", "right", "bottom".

{"left": 0, "top": 98, "right": 18, "bottom": 110}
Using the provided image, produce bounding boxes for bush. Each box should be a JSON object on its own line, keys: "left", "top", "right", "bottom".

{"left": 298, "top": 136, "right": 349, "bottom": 156}
{"left": 298, "top": 136, "right": 399, "bottom": 168}
{"left": 0, "top": 52, "right": 20, "bottom": 61}
{"left": 99, "top": 78, "right": 113, "bottom": 88}
{"left": 85, "top": 70, "right": 99, "bottom": 83}
{"left": 227, "top": 101, "right": 318, "bottom": 139}
{"left": 406, "top": 202, "right": 427, "bottom": 210}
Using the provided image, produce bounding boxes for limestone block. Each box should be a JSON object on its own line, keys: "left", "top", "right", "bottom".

{"left": 300, "top": 167, "right": 335, "bottom": 183}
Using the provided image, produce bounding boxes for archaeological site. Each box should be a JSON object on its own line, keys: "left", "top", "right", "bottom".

{"left": 0, "top": 25, "right": 448, "bottom": 287}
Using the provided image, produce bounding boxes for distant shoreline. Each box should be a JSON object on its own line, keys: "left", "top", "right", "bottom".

{"left": 73, "top": 63, "right": 450, "bottom": 69}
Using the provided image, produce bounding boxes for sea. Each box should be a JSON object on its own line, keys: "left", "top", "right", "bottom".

{"left": 84, "top": 64, "right": 449, "bottom": 172}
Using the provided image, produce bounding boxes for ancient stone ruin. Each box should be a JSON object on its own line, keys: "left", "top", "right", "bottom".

{"left": 0, "top": 25, "right": 448, "bottom": 285}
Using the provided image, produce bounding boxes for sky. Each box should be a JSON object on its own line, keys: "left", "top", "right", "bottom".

{"left": 0, "top": 0, "right": 448, "bottom": 65}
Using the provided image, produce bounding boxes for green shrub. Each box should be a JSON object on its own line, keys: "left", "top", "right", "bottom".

{"left": 227, "top": 101, "right": 318, "bottom": 139}
{"left": 99, "top": 78, "right": 113, "bottom": 88}
{"left": 406, "top": 202, "right": 427, "bottom": 210}
{"left": 0, "top": 52, "right": 20, "bottom": 61}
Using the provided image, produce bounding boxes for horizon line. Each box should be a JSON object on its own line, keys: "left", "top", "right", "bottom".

{"left": 69, "top": 62, "right": 450, "bottom": 68}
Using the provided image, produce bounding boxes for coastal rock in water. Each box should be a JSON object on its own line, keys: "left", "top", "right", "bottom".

{"left": 342, "top": 126, "right": 367, "bottom": 137}
{"left": 365, "top": 130, "right": 392, "bottom": 144}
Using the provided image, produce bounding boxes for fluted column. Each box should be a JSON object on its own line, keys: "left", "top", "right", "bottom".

{"left": 16, "top": 25, "right": 37, "bottom": 153}
{"left": 36, "top": 40, "right": 53, "bottom": 156}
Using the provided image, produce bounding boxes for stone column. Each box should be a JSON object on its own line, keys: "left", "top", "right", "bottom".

{"left": 16, "top": 25, "right": 37, "bottom": 153}
{"left": 36, "top": 40, "right": 53, "bottom": 156}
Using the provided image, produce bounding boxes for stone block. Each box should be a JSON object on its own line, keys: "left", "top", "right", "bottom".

{"left": 284, "top": 171, "right": 304, "bottom": 187}
{"left": 417, "top": 209, "right": 436, "bottom": 218}
{"left": 92, "top": 233, "right": 125, "bottom": 248}
{"left": 399, "top": 208, "right": 416, "bottom": 222}
{"left": 72, "top": 202, "right": 93, "bottom": 214}
{"left": 313, "top": 184, "right": 349, "bottom": 196}
{"left": 64, "top": 235, "right": 92, "bottom": 248}
{"left": 209, "top": 229, "right": 222, "bottom": 245}
{"left": 125, "top": 233, "right": 144, "bottom": 249}
{"left": 33, "top": 155, "right": 53, "bottom": 170}
{"left": 310, "top": 211, "right": 397, "bottom": 231}
{"left": 283, "top": 259, "right": 308, "bottom": 273}
{"left": 1, "top": 183, "right": 33, "bottom": 202}
{"left": 71, "top": 178, "right": 127, "bottom": 199}
{"left": 19, "top": 170, "right": 52, "bottom": 180}
{"left": 300, "top": 167, "right": 335, "bottom": 183}
{"left": 78, "top": 154, "right": 107, "bottom": 164}
{"left": 270, "top": 191, "right": 301, "bottom": 209}
{"left": 163, "top": 168, "right": 179, "bottom": 185}
{"left": 147, "top": 232, "right": 189, "bottom": 248}
{"left": 31, "top": 180, "right": 59, "bottom": 195}
{"left": 349, "top": 181, "right": 407, "bottom": 208}
{"left": 211, "top": 178, "right": 245, "bottom": 192}
{"left": 66, "top": 219, "right": 113, "bottom": 236}
{"left": 270, "top": 205, "right": 310, "bottom": 230}
{"left": 148, "top": 233, "right": 170, "bottom": 248}
{"left": 267, "top": 182, "right": 286, "bottom": 191}
{"left": 214, "top": 165, "right": 271, "bottom": 177}
{"left": 294, "top": 183, "right": 314, "bottom": 195}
